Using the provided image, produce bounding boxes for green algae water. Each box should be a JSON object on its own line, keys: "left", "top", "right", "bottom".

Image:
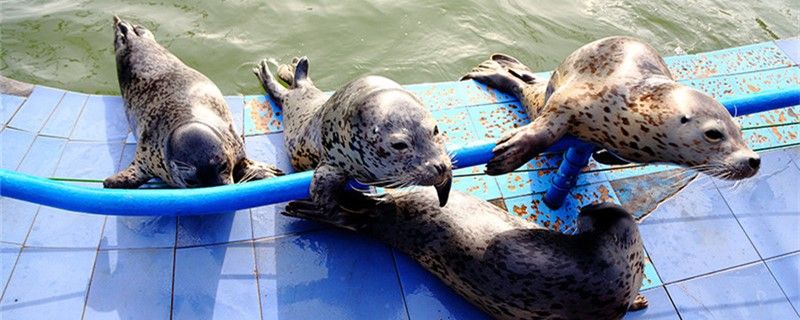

{"left": 0, "top": 0, "right": 797, "bottom": 95}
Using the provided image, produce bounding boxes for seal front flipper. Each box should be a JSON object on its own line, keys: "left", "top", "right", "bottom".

{"left": 486, "top": 113, "right": 568, "bottom": 175}
{"left": 283, "top": 190, "right": 383, "bottom": 231}
{"left": 628, "top": 294, "right": 649, "bottom": 311}
{"left": 309, "top": 163, "right": 349, "bottom": 215}
{"left": 104, "top": 162, "right": 152, "bottom": 189}
{"left": 233, "top": 158, "right": 284, "bottom": 183}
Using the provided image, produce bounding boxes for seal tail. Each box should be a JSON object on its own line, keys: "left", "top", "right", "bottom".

{"left": 293, "top": 56, "right": 310, "bottom": 87}
{"left": 460, "top": 53, "right": 541, "bottom": 98}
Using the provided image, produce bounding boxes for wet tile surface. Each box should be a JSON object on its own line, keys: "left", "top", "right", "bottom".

{"left": 0, "top": 94, "right": 26, "bottom": 126}
{"left": 7, "top": 86, "right": 64, "bottom": 133}
{"left": 25, "top": 206, "right": 106, "bottom": 249}
{"left": 1, "top": 128, "right": 36, "bottom": 170}
{"left": 765, "top": 253, "right": 800, "bottom": 311}
{"left": 176, "top": 210, "right": 253, "bottom": 247}
{"left": 0, "top": 243, "right": 22, "bottom": 291}
{"left": 70, "top": 95, "right": 129, "bottom": 141}
{"left": 639, "top": 178, "right": 760, "bottom": 283}
{"left": 83, "top": 248, "right": 173, "bottom": 320}
{"left": 254, "top": 230, "right": 408, "bottom": 320}
{"left": 666, "top": 263, "right": 797, "bottom": 319}
{"left": 15, "top": 136, "right": 67, "bottom": 177}
{"left": 394, "top": 250, "right": 489, "bottom": 320}
{"left": 173, "top": 243, "right": 261, "bottom": 320}
{"left": 0, "top": 248, "right": 97, "bottom": 320}
{"left": 40, "top": 92, "right": 87, "bottom": 138}
{"left": 53, "top": 141, "right": 125, "bottom": 180}
{"left": 244, "top": 133, "right": 294, "bottom": 174}
{"left": 100, "top": 216, "right": 177, "bottom": 249}
{"left": 1, "top": 198, "right": 40, "bottom": 244}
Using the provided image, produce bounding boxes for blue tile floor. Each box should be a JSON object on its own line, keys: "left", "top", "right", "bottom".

{"left": 1, "top": 147, "right": 797, "bottom": 319}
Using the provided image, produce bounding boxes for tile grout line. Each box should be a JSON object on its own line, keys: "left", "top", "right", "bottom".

{"left": 33, "top": 89, "right": 68, "bottom": 137}
{"left": 63, "top": 96, "right": 90, "bottom": 142}
{"left": 1, "top": 96, "right": 28, "bottom": 127}
{"left": 763, "top": 260, "right": 800, "bottom": 317}
{"left": 660, "top": 285, "right": 685, "bottom": 320}
{"left": 389, "top": 249, "right": 412, "bottom": 320}
{"left": 662, "top": 260, "right": 764, "bottom": 286}
{"left": 0, "top": 201, "right": 45, "bottom": 301}
{"left": 714, "top": 183, "right": 800, "bottom": 316}
{"left": 169, "top": 217, "right": 179, "bottom": 320}
{"left": 80, "top": 216, "right": 108, "bottom": 320}
{"left": 248, "top": 209, "right": 265, "bottom": 320}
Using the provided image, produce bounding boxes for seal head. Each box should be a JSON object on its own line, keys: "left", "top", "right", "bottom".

{"left": 341, "top": 86, "right": 453, "bottom": 205}
{"left": 166, "top": 122, "right": 233, "bottom": 187}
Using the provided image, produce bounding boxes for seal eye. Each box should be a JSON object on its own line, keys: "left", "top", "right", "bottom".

{"left": 704, "top": 129, "right": 724, "bottom": 142}
{"left": 680, "top": 116, "right": 690, "bottom": 124}
{"left": 433, "top": 125, "right": 439, "bottom": 136}
{"left": 391, "top": 142, "right": 409, "bottom": 150}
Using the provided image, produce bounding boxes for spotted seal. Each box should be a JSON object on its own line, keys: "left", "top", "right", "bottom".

{"left": 284, "top": 189, "right": 649, "bottom": 319}
{"left": 105, "top": 17, "right": 282, "bottom": 188}
{"left": 463, "top": 36, "right": 760, "bottom": 179}
{"left": 252, "top": 57, "right": 452, "bottom": 210}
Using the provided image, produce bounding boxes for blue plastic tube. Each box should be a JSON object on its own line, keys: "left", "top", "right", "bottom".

{"left": 1, "top": 88, "right": 798, "bottom": 216}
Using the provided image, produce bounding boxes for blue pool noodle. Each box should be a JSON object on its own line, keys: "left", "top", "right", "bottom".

{"left": 1, "top": 88, "right": 798, "bottom": 216}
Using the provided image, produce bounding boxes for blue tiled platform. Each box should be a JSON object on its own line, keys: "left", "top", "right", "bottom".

{"left": 1, "top": 38, "right": 799, "bottom": 319}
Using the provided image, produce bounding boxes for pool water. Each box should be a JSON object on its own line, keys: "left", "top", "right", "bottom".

{"left": 0, "top": 0, "right": 797, "bottom": 95}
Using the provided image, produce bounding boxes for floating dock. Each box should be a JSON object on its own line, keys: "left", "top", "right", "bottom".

{"left": 1, "top": 38, "right": 799, "bottom": 319}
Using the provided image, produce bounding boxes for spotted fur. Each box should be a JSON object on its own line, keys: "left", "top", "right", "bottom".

{"left": 253, "top": 57, "right": 453, "bottom": 210}
{"left": 284, "top": 189, "right": 647, "bottom": 320}
{"left": 105, "top": 17, "right": 282, "bottom": 189}
{"left": 463, "top": 36, "right": 760, "bottom": 180}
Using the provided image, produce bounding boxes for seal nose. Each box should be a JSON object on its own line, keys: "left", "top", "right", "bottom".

{"left": 748, "top": 156, "right": 760, "bottom": 170}
{"left": 434, "top": 162, "right": 448, "bottom": 176}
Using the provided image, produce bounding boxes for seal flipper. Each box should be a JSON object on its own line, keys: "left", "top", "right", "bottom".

{"left": 283, "top": 189, "right": 384, "bottom": 231}
{"left": 628, "top": 294, "right": 649, "bottom": 311}
{"left": 490, "top": 53, "right": 539, "bottom": 84}
{"left": 253, "top": 59, "right": 288, "bottom": 104}
{"left": 461, "top": 59, "right": 526, "bottom": 97}
{"left": 113, "top": 16, "right": 135, "bottom": 50}
{"left": 292, "top": 56, "right": 310, "bottom": 88}
{"left": 276, "top": 56, "right": 303, "bottom": 87}
{"left": 233, "top": 158, "right": 284, "bottom": 183}
{"left": 309, "top": 163, "right": 349, "bottom": 215}
{"left": 486, "top": 114, "right": 568, "bottom": 175}
{"left": 104, "top": 162, "right": 152, "bottom": 189}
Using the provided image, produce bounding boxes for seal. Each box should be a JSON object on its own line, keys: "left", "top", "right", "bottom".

{"left": 252, "top": 57, "right": 452, "bottom": 210}
{"left": 105, "top": 17, "right": 282, "bottom": 188}
{"left": 284, "top": 189, "right": 649, "bottom": 320}
{"left": 462, "top": 36, "right": 761, "bottom": 179}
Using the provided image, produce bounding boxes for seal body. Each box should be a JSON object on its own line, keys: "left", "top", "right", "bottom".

{"left": 284, "top": 190, "right": 648, "bottom": 320}
{"left": 105, "top": 17, "right": 282, "bottom": 189}
{"left": 463, "top": 36, "right": 760, "bottom": 180}
{"left": 254, "top": 58, "right": 452, "bottom": 210}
